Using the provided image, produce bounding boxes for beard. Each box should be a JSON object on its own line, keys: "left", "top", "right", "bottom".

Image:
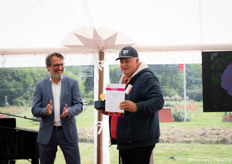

{"left": 51, "top": 70, "right": 62, "bottom": 80}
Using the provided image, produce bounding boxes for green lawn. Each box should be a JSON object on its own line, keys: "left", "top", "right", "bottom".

{"left": 109, "top": 143, "right": 232, "bottom": 164}
{"left": 2, "top": 102, "right": 232, "bottom": 164}
{"left": 154, "top": 143, "right": 232, "bottom": 164}
{"left": 15, "top": 142, "right": 232, "bottom": 164}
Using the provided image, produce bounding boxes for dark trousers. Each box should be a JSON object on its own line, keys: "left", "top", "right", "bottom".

{"left": 39, "top": 127, "right": 80, "bottom": 164}
{"left": 119, "top": 144, "right": 155, "bottom": 164}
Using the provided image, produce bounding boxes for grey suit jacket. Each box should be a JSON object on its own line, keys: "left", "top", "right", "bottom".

{"left": 32, "top": 76, "right": 83, "bottom": 145}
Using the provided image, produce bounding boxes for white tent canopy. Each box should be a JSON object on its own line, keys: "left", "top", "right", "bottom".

{"left": 0, "top": 0, "right": 232, "bottom": 51}
{"left": 1, "top": 0, "right": 232, "bottom": 66}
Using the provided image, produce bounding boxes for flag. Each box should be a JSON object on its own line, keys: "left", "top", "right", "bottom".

{"left": 178, "top": 64, "right": 184, "bottom": 72}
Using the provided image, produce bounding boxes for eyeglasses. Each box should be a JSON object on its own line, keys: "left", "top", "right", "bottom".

{"left": 51, "top": 63, "right": 64, "bottom": 68}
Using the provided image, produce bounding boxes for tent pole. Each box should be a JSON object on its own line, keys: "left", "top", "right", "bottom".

{"left": 97, "top": 50, "right": 104, "bottom": 164}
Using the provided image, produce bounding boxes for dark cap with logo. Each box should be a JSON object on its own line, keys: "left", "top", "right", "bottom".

{"left": 116, "top": 46, "right": 138, "bottom": 60}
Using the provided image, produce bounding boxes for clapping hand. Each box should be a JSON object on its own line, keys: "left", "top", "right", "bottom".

{"left": 61, "top": 104, "right": 69, "bottom": 118}
{"left": 46, "top": 100, "right": 53, "bottom": 115}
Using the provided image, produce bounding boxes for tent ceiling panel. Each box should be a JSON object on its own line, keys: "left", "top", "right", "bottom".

{"left": 0, "top": 0, "right": 232, "bottom": 52}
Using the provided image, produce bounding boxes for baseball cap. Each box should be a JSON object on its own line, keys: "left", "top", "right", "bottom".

{"left": 116, "top": 46, "right": 138, "bottom": 60}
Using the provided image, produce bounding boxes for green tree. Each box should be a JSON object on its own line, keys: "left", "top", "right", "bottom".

{"left": 186, "top": 64, "right": 202, "bottom": 101}
{"left": 109, "top": 64, "right": 202, "bottom": 101}
{"left": 0, "top": 67, "right": 48, "bottom": 106}
{"left": 109, "top": 65, "right": 121, "bottom": 83}
{"left": 149, "top": 64, "right": 183, "bottom": 97}
{"left": 0, "top": 65, "right": 94, "bottom": 107}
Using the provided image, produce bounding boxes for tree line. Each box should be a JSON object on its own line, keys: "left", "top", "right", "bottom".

{"left": 0, "top": 64, "right": 202, "bottom": 107}
{"left": 0, "top": 66, "right": 93, "bottom": 107}
{"left": 110, "top": 64, "right": 202, "bottom": 101}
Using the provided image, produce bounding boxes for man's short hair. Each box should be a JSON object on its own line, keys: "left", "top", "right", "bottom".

{"left": 45, "top": 52, "right": 64, "bottom": 66}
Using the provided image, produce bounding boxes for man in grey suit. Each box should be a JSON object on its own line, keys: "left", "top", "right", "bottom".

{"left": 32, "top": 52, "right": 83, "bottom": 164}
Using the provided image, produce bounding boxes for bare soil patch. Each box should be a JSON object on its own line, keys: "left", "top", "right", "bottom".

{"left": 160, "top": 127, "right": 232, "bottom": 144}
{"left": 77, "top": 127, "right": 232, "bottom": 144}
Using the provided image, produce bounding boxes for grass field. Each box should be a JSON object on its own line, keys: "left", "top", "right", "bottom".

{"left": 109, "top": 143, "right": 232, "bottom": 164}
{"left": 1, "top": 102, "right": 232, "bottom": 164}
{"left": 14, "top": 143, "right": 232, "bottom": 164}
